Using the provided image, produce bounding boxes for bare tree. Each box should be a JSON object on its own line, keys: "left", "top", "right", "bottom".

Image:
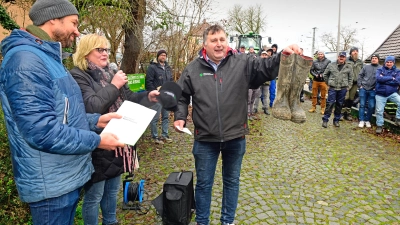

{"left": 226, "top": 4, "right": 267, "bottom": 34}
{"left": 144, "top": 0, "right": 214, "bottom": 80}
{"left": 320, "top": 26, "right": 358, "bottom": 51}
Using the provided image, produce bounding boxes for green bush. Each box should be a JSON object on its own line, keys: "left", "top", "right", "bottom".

{"left": 0, "top": 108, "right": 31, "bottom": 224}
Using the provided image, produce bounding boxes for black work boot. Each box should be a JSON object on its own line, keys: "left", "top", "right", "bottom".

{"left": 395, "top": 118, "right": 400, "bottom": 126}
{"left": 333, "top": 121, "right": 340, "bottom": 127}
{"left": 343, "top": 111, "right": 353, "bottom": 121}
{"left": 322, "top": 121, "right": 328, "bottom": 128}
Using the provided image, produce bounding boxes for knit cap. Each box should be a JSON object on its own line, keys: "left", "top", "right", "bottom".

{"left": 385, "top": 55, "right": 395, "bottom": 63}
{"left": 157, "top": 49, "right": 167, "bottom": 58}
{"left": 29, "top": 0, "right": 79, "bottom": 26}
{"left": 349, "top": 47, "right": 358, "bottom": 55}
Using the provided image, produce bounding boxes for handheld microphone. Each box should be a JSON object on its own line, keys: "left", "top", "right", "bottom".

{"left": 109, "top": 62, "right": 119, "bottom": 74}
{"left": 109, "top": 62, "right": 128, "bottom": 100}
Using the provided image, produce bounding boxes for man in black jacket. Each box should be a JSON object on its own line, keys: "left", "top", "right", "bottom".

{"left": 146, "top": 49, "right": 173, "bottom": 144}
{"left": 173, "top": 24, "right": 301, "bottom": 225}
{"left": 308, "top": 51, "right": 331, "bottom": 114}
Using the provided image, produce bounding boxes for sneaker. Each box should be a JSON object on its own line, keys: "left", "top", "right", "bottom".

{"left": 365, "top": 121, "right": 371, "bottom": 128}
{"left": 376, "top": 126, "right": 383, "bottom": 134}
{"left": 322, "top": 121, "right": 327, "bottom": 128}
{"left": 333, "top": 121, "right": 340, "bottom": 127}
{"left": 160, "top": 136, "right": 173, "bottom": 143}
{"left": 153, "top": 138, "right": 164, "bottom": 145}
{"left": 358, "top": 121, "right": 365, "bottom": 128}
{"left": 263, "top": 108, "right": 270, "bottom": 115}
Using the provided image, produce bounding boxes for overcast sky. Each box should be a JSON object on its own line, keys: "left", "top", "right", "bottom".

{"left": 210, "top": 0, "right": 399, "bottom": 58}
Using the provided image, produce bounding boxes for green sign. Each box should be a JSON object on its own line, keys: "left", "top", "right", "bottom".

{"left": 127, "top": 73, "right": 146, "bottom": 92}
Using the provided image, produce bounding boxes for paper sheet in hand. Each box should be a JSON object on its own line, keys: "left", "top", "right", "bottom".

{"left": 101, "top": 101, "right": 156, "bottom": 146}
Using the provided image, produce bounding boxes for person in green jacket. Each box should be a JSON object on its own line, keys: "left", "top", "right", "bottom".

{"left": 342, "top": 47, "right": 363, "bottom": 120}
{"left": 322, "top": 51, "right": 354, "bottom": 128}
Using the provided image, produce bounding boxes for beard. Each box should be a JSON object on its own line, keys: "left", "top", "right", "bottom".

{"left": 52, "top": 28, "right": 75, "bottom": 48}
{"left": 351, "top": 53, "right": 359, "bottom": 61}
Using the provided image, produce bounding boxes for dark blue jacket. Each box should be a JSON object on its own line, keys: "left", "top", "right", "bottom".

{"left": 0, "top": 29, "right": 101, "bottom": 203}
{"left": 375, "top": 65, "right": 400, "bottom": 97}
{"left": 145, "top": 58, "right": 173, "bottom": 91}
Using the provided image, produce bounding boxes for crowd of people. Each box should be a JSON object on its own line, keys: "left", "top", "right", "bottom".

{"left": 307, "top": 48, "right": 400, "bottom": 132}
{"left": 0, "top": 0, "right": 399, "bottom": 225}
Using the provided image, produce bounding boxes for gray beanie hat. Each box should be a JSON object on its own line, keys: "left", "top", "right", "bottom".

{"left": 29, "top": 0, "right": 79, "bottom": 26}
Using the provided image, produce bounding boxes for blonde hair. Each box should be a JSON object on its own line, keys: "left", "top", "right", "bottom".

{"left": 73, "top": 34, "right": 110, "bottom": 70}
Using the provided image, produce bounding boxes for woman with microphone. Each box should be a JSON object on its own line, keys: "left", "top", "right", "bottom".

{"left": 70, "top": 34, "right": 158, "bottom": 225}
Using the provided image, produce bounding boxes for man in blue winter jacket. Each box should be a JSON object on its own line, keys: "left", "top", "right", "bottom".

{"left": 375, "top": 55, "right": 400, "bottom": 134}
{"left": 0, "top": 0, "right": 130, "bottom": 224}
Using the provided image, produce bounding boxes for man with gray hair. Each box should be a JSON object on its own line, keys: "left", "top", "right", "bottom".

{"left": 0, "top": 0, "right": 127, "bottom": 224}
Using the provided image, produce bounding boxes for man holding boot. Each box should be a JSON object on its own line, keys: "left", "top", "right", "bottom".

{"left": 322, "top": 52, "right": 353, "bottom": 128}
{"left": 308, "top": 51, "right": 331, "bottom": 114}
{"left": 342, "top": 47, "right": 363, "bottom": 121}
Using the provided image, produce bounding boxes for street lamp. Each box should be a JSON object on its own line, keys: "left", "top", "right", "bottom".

{"left": 336, "top": 0, "right": 341, "bottom": 56}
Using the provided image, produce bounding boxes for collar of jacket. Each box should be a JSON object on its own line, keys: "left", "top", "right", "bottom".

{"left": 25, "top": 25, "right": 52, "bottom": 41}
{"left": 199, "top": 47, "right": 234, "bottom": 63}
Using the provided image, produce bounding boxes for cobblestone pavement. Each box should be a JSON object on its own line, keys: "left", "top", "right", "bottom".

{"left": 117, "top": 99, "right": 400, "bottom": 225}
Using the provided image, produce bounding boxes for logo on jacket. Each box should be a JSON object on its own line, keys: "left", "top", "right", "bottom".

{"left": 200, "top": 72, "right": 213, "bottom": 77}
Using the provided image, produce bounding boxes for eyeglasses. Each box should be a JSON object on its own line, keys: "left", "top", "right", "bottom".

{"left": 95, "top": 48, "right": 110, "bottom": 54}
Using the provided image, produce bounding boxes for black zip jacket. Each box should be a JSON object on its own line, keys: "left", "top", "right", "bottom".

{"left": 70, "top": 66, "right": 149, "bottom": 183}
{"left": 145, "top": 59, "right": 173, "bottom": 91}
{"left": 175, "top": 49, "right": 280, "bottom": 142}
{"left": 310, "top": 57, "right": 331, "bottom": 82}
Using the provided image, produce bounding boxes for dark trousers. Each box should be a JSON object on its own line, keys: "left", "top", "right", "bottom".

{"left": 322, "top": 88, "right": 347, "bottom": 122}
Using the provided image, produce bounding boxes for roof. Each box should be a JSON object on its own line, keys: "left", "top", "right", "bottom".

{"left": 365, "top": 24, "right": 400, "bottom": 63}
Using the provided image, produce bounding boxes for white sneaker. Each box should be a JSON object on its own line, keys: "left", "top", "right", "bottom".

{"left": 365, "top": 121, "right": 371, "bottom": 128}
{"left": 358, "top": 121, "right": 365, "bottom": 128}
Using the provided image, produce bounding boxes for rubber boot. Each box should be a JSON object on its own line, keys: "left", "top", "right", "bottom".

{"left": 288, "top": 54, "right": 313, "bottom": 123}
{"left": 271, "top": 53, "right": 292, "bottom": 120}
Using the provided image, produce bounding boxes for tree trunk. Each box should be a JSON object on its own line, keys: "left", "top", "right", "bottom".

{"left": 121, "top": 0, "right": 145, "bottom": 74}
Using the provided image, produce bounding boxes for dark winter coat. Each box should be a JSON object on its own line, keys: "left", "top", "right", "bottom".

{"left": 175, "top": 48, "right": 280, "bottom": 142}
{"left": 323, "top": 62, "right": 353, "bottom": 90}
{"left": 70, "top": 67, "right": 149, "bottom": 183}
{"left": 145, "top": 58, "right": 173, "bottom": 91}
{"left": 375, "top": 65, "right": 400, "bottom": 97}
{"left": 310, "top": 57, "right": 331, "bottom": 82}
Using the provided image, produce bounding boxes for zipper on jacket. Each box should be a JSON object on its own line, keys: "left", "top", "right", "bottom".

{"left": 214, "top": 72, "right": 224, "bottom": 142}
{"left": 63, "top": 97, "right": 69, "bottom": 124}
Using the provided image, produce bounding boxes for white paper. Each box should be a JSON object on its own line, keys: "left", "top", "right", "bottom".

{"left": 102, "top": 101, "right": 156, "bottom": 146}
{"left": 175, "top": 126, "right": 193, "bottom": 135}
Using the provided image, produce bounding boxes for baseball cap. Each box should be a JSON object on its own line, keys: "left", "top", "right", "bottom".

{"left": 339, "top": 51, "right": 347, "bottom": 57}
{"left": 156, "top": 82, "right": 182, "bottom": 111}
{"left": 261, "top": 51, "right": 268, "bottom": 55}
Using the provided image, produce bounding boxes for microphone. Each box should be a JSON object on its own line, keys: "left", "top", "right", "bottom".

{"left": 109, "top": 62, "right": 119, "bottom": 74}
{"left": 109, "top": 62, "right": 128, "bottom": 100}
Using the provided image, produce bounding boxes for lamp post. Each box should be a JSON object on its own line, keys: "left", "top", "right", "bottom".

{"left": 336, "top": 0, "right": 341, "bottom": 57}
{"left": 312, "top": 27, "right": 317, "bottom": 56}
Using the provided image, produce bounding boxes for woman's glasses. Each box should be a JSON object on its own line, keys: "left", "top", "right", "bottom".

{"left": 95, "top": 48, "right": 111, "bottom": 54}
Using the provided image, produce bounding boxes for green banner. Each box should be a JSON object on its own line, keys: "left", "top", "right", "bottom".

{"left": 127, "top": 73, "right": 146, "bottom": 92}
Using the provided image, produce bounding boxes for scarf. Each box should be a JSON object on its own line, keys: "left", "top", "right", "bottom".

{"left": 87, "top": 60, "right": 139, "bottom": 171}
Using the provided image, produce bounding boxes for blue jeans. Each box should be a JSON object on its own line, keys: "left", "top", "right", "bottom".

{"left": 323, "top": 88, "right": 347, "bottom": 122}
{"left": 358, "top": 88, "right": 376, "bottom": 121}
{"left": 82, "top": 175, "right": 121, "bottom": 225}
{"left": 193, "top": 137, "right": 246, "bottom": 225}
{"left": 29, "top": 188, "right": 81, "bottom": 225}
{"left": 269, "top": 79, "right": 276, "bottom": 107}
{"left": 150, "top": 103, "right": 169, "bottom": 138}
{"left": 375, "top": 92, "right": 400, "bottom": 126}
